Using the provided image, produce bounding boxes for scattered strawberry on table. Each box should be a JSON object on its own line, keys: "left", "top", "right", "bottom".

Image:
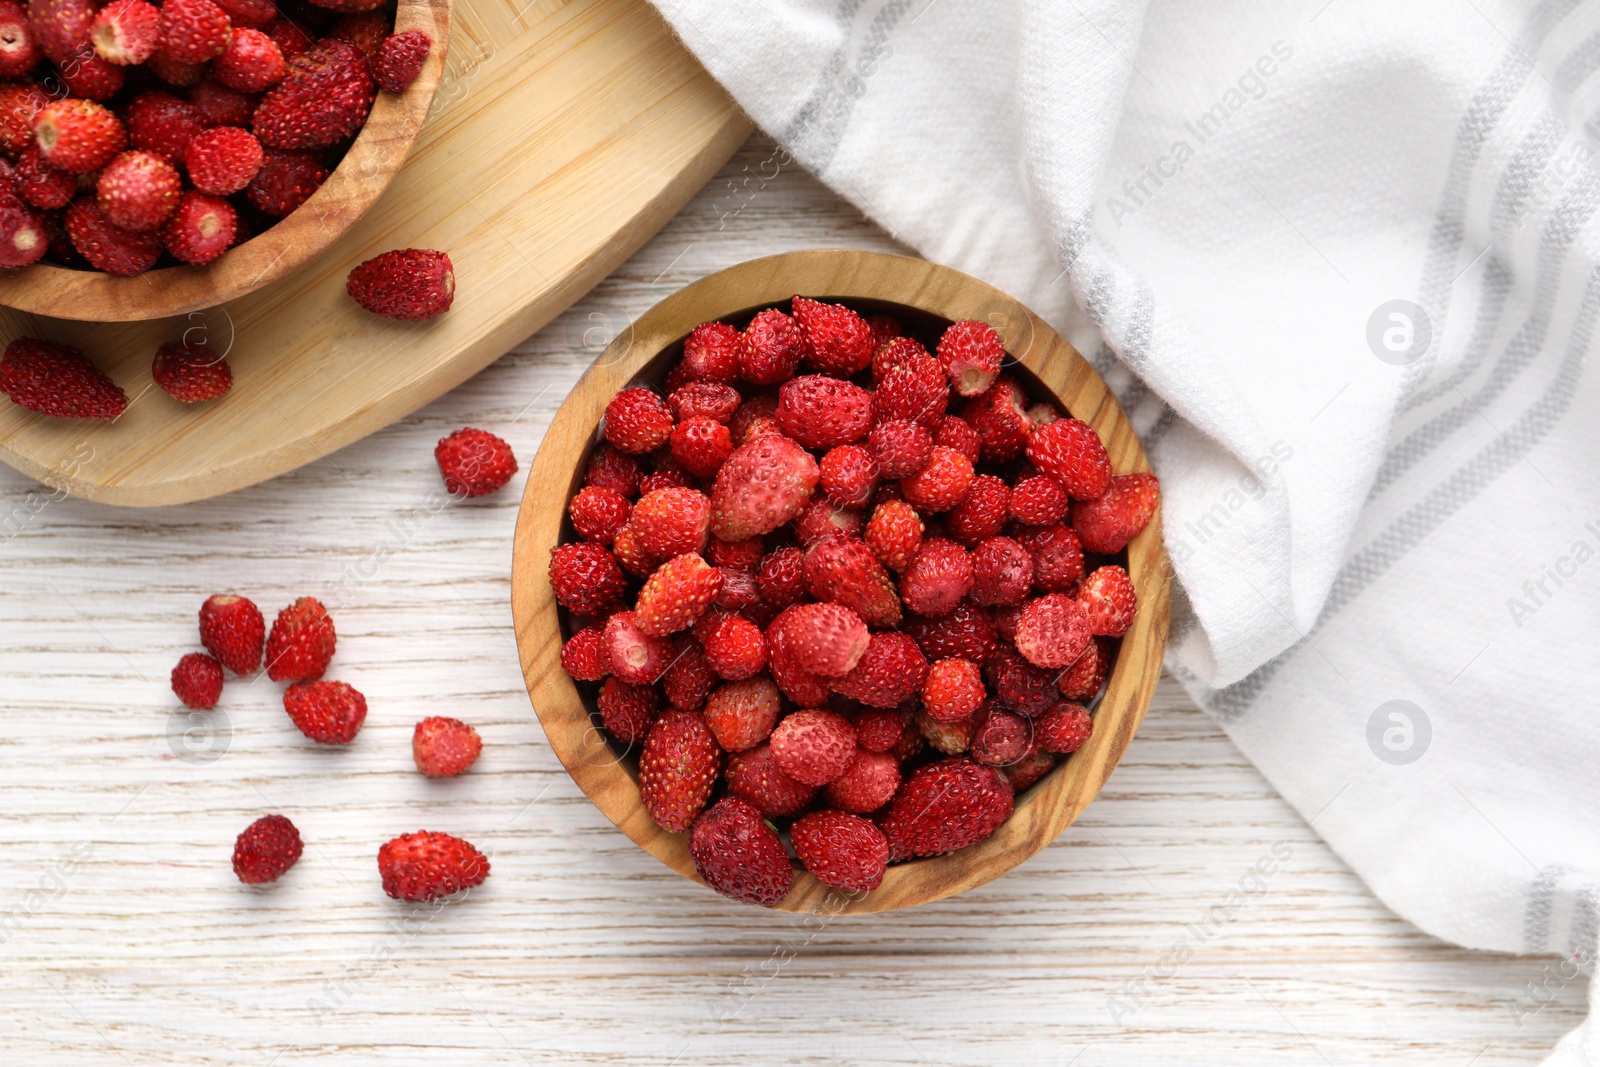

{"left": 548, "top": 296, "right": 1161, "bottom": 906}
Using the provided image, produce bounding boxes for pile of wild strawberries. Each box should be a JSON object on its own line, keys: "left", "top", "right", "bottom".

{"left": 0, "top": 0, "right": 433, "bottom": 272}
{"left": 548, "top": 296, "right": 1160, "bottom": 907}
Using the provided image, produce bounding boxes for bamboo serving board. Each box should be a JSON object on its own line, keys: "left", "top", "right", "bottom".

{"left": 0, "top": 0, "right": 751, "bottom": 506}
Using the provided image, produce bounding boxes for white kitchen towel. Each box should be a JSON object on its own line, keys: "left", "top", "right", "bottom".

{"left": 652, "top": 0, "right": 1600, "bottom": 1057}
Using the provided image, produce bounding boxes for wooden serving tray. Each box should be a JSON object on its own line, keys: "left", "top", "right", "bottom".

{"left": 0, "top": 0, "right": 750, "bottom": 506}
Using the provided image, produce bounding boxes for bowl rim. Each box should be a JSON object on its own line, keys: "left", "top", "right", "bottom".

{"left": 511, "top": 249, "right": 1170, "bottom": 915}
{"left": 0, "top": 0, "right": 452, "bottom": 323}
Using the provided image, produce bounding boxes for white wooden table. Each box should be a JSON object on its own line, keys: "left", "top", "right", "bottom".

{"left": 0, "top": 136, "right": 1586, "bottom": 1066}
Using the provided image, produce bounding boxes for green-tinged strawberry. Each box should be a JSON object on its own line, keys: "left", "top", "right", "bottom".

{"left": 801, "top": 533, "right": 901, "bottom": 629}
{"left": 710, "top": 432, "right": 819, "bottom": 542}
{"left": 688, "top": 796, "right": 794, "bottom": 906}
{"left": 638, "top": 708, "right": 722, "bottom": 833}
{"left": 878, "top": 757, "right": 1014, "bottom": 861}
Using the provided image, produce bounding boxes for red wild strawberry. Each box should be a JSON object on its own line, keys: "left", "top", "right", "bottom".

{"left": 435, "top": 427, "right": 517, "bottom": 497}
{"left": 872, "top": 347, "right": 947, "bottom": 429}
{"left": 918, "top": 709, "right": 973, "bottom": 755}
{"left": 1020, "top": 523, "right": 1085, "bottom": 592}
{"left": 802, "top": 533, "right": 901, "bottom": 629}
{"left": 986, "top": 645, "right": 1056, "bottom": 716}
{"left": 245, "top": 146, "right": 328, "bottom": 215}
{"left": 188, "top": 77, "right": 255, "bottom": 125}
{"left": 770, "top": 708, "right": 856, "bottom": 786}
{"left": 34, "top": 99, "right": 124, "bottom": 172}
{"left": 0, "top": 0, "right": 40, "bottom": 75}
{"left": 1037, "top": 701, "right": 1093, "bottom": 754}
{"left": 0, "top": 195, "right": 44, "bottom": 267}
{"left": 158, "top": 0, "right": 232, "bottom": 63}
{"left": 57, "top": 43, "right": 124, "bottom": 100}
{"left": 95, "top": 150, "right": 179, "bottom": 231}
{"left": 602, "top": 386, "right": 673, "bottom": 454}
{"left": 264, "top": 596, "right": 336, "bottom": 682}
{"left": 707, "top": 534, "right": 763, "bottom": 569}
{"left": 161, "top": 191, "right": 236, "bottom": 265}
{"left": 559, "top": 626, "right": 605, "bottom": 681}
{"left": 639, "top": 708, "right": 722, "bottom": 832}
{"left": 868, "top": 418, "right": 933, "bottom": 479}
{"left": 26, "top": 0, "right": 93, "bottom": 64}
{"left": 583, "top": 442, "right": 642, "bottom": 499}
{"left": 1008, "top": 474, "right": 1070, "bottom": 526}
{"left": 701, "top": 613, "right": 765, "bottom": 680}
{"left": 791, "top": 809, "right": 887, "bottom": 892}
{"left": 346, "top": 248, "right": 454, "bottom": 320}
{"left": 766, "top": 627, "right": 832, "bottom": 706}
{"left": 679, "top": 320, "right": 741, "bottom": 383}
{"left": 899, "top": 445, "right": 973, "bottom": 513}
{"left": 738, "top": 307, "right": 804, "bottom": 385}
{"left": 1058, "top": 636, "right": 1111, "bottom": 701}
{"left": 1079, "top": 564, "right": 1136, "bottom": 636}
{"left": 852, "top": 707, "right": 909, "bottom": 753}
{"left": 755, "top": 545, "right": 805, "bottom": 608}
{"left": 328, "top": 10, "right": 385, "bottom": 60}
{"left": 232, "top": 814, "right": 302, "bottom": 885}
{"left": 377, "top": 831, "right": 490, "bottom": 902}
{"left": 0, "top": 81, "right": 46, "bottom": 156}
{"left": 879, "top": 758, "right": 1014, "bottom": 861}
{"left": 933, "top": 414, "right": 982, "bottom": 463}
{"left": 819, "top": 444, "right": 878, "bottom": 509}
{"left": 1014, "top": 593, "right": 1091, "bottom": 669}
{"left": 903, "top": 601, "right": 997, "bottom": 664}
{"left": 629, "top": 485, "right": 710, "bottom": 558}
{"left": 412, "top": 716, "right": 481, "bottom": 777}
{"left": 212, "top": 26, "right": 283, "bottom": 91}
{"left": 791, "top": 295, "right": 874, "bottom": 377}
{"left": 283, "top": 679, "right": 366, "bottom": 743}
{"left": 639, "top": 468, "right": 694, "bottom": 496}
{"left": 1004, "top": 749, "right": 1057, "bottom": 790}
{"left": 775, "top": 374, "right": 872, "bottom": 450}
{"left": 1071, "top": 472, "right": 1160, "bottom": 554}
{"left": 770, "top": 601, "right": 869, "bottom": 677}
{"left": 596, "top": 676, "right": 657, "bottom": 743}
{"left": 727, "top": 392, "right": 779, "bottom": 445}
{"left": 373, "top": 28, "right": 429, "bottom": 92}
{"left": 669, "top": 380, "right": 741, "bottom": 423}
{"left": 261, "top": 15, "right": 312, "bottom": 60}
{"left": 710, "top": 433, "right": 820, "bottom": 542}
{"left": 254, "top": 38, "right": 375, "bottom": 148}
{"left": 125, "top": 91, "right": 206, "bottom": 160}
{"left": 832, "top": 631, "right": 928, "bottom": 708}
{"left": 936, "top": 320, "right": 1005, "bottom": 396}
{"left": 145, "top": 50, "right": 202, "bottom": 86}
{"left": 153, "top": 340, "right": 231, "bottom": 402}
{"left": 90, "top": 0, "right": 158, "bottom": 64}
{"left": 0, "top": 337, "right": 126, "bottom": 419}
{"left": 790, "top": 497, "right": 862, "bottom": 550}
{"left": 669, "top": 416, "right": 732, "bottom": 479}
{"left": 568, "top": 485, "right": 631, "bottom": 545}
{"left": 892, "top": 721, "right": 927, "bottom": 762}
{"left": 959, "top": 377, "right": 1032, "bottom": 462}
{"left": 171, "top": 650, "right": 223, "bottom": 709}
{"left": 15, "top": 148, "right": 73, "bottom": 209}
{"left": 600, "top": 610, "right": 675, "bottom": 684}
{"left": 199, "top": 593, "right": 263, "bottom": 673}
{"left": 969, "top": 703, "right": 1032, "bottom": 767}
{"left": 702, "top": 676, "right": 780, "bottom": 752}
{"left": 922, "top": 657, "right": 984, "bottom": 722}
{"left": 725, "top": 743, "right": 816, "bottom": 817}
{"left": 664, "top": 639, "right": 719, "bottom": 710}
{"left": 215, "top": 0, "right": 275, "bottom": 28}
{"left": 609, "top": 524, "right": 655, "bottom": 578}
{"left": 867, "top": 313, "right": 901, "bottom": 345}
{"left": 899, "top": 538, "right": 973, "bottom": 617}
{"left": 822, "top": 748, "right": 899, "bottom": 812}
{"left": 1027, "top": 418, "right": 1112, "bottom": 500}
{"left": 185, "top": 125, "right": 263, "bottom": 194}
{"left": 969, "top": 536, "right": 1033, "bottom": 606}
{"left": 690, "top": 797, "right": 794, "bottom": 906}
{"left": 635, "top": 554, "right": 721, "bottom": 637}
{"left": 863, "top": 498, "right": 923, "bottom": 572}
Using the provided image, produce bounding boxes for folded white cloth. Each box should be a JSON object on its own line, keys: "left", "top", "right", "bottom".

{"left": 652, "top": 0, "right": 1600, "bottom": 1056}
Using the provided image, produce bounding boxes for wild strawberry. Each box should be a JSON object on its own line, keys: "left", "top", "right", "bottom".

{"left": 15, "top": 148, "right": 71, "bottom": 208}
{"left": 791, "top": 498, "right": 862, "bottom": 550}
{"left": 26, "top": 0, "right": 92, "bottom": 64}
{"left": 933, "top": 413, "right": 981, "bottom": 463}
{"left": 1014, "top": 593, "right": 1091, "bottom": 669}
{"left": 822, "top": 748, "right": 899, "bottom": 813}
{"left": 986, "top": 646, "right": 1056, "bottom": 716}
{"left": 373, "top": 27, "right": 428, "bottom": 92}
{"left": 862, "top": 498, "right": 923, "bottom": 572}
{"left": 265, "top": 596, "right": 336, "bottom": 682}
{"left": 261, "top": 15, "right": 312, "bottom": 60}
{"left": 600, "top": 610, "right": 674, "bottom": 684}
{"left": 989, "top": 603, "right": 1021, "bottom": 643}
{"left": 893, "top": 721, "right": 926, "bottom": 762}
{"left": 412, "top": 716, "right": 481, "bottom": 777}
{"left": 1008, "top": 474, "right": 1069, "bottom": 526}
{"left": 701, "top": 613, "right": 765, "bottom": 680}
{"left": 818, "top": 444, "right": 877, "bottom": 508}
{"left": 346, "top": 247, "right": 454, "bottom": 319}
{"left": 707, "top": 534, "right": 762, "bottom": 569}
{"left": 833, "top": 631, "right": 927, "bottom": 708}
{"left": 433, "top": 426, "right": 516, "bottom": 497}
{"left": 188, "top": 77, "right": 255, "bottom": 125}
{"left": 1037, "top": 701, "right": 1093, "bottom": 754}
{"left": 770, "top": 601, "right": 869, "bottom": 678}
{"left": 185, "top": 125, "right": 263, "bottom": 193}
{"left": 903, "top": 601, "right": 997, "bottom": 664}
{"left": 232, "top": 814, "right": 302, "bottom": 885}
{"left": 198, "top": 593, "right": 263, "bottom": 674}
{"left": 1079, "top": 564, "right": 1136, "bottom": 636}
{"left": 867, "top": 313, "right": 901, "bottom": 345}
{"left": 969, "top": 703, "right": 1031, "bottom": 767}
{"left": 0, "top": 80, "right": 45, "bottom": 156}
{"left": 609, "top": 524, "right": 655, "bottom": 578}
{"left": 1026, "top": 418, "right": 1111, "bottom": 500}
{"left": 0, "top": 194, "right": 44, "bottom": 266}
{"left": 1071, "top": 472, "right": 1160, "bottom": 554}
{"left": 560, "top": 625, "right": 605, "bottom": 681}
{"left": 0, "top": 336, "right": 126, "bottom": 418}
{"left": 668, "top": 380, "right": 740, "bottom": 423}
{"left": 161, "top": 190, "right": 236, "bottom": 264}
{"left": 791, "top": 809, "right": 887, "bottom": 892}
{"left": 770, "top": 709, "right": 855, "bottom": 786}
{"left": 871, "top": 334, "right": 928, "bottom": 379}
{"left": 639, "top": 467, "right": 693, "bottom": 496}
{"left": 852, "top": 707, "right": 909, "bottom": 754}
{"left": 960, "top": 377, "right": 1032, "bottom": 462}
{"left": 936, "top": 320, "right": 1004, "bottom": 396}
{"left": 766, "top": 627, "right": 831, "bottom": 706}
{"left": 583, "top": 442, "right": 641, "bottom": 499}
{"left": 125, "top": 90, "right": 205, "bottom": 160}
{"left": 145, "top": 50, "right": 202, "bottom": 86}
{"left": 629, "top": 485, "right": 710, "bottom": 559}
{"left": 90, "top": 0, "right": 157, "bottom": 64}
{"left": 1058, "top": 636, "right": 1110, "bottom": 701}
{"left": 254, "top": 38, "right": 374, "bottom": 147}
{"left": 922, "top": 657, "right": 984, "bottom": 722}
{"left": 327, "top": 9, "right": 385, "bottom": 60}
{"left": 34, "top": 99, "right": 124, "bottom": 172}
{"left": 917, "top": 709, "right": 972, "bottom": 755}
{"left": 899, "top": 445, "right": 973, "bottom": 513}
{"left": 634, "top": 554, "right": 720, "bottom": 637}
{"left": 159, "top": 0, "right": 232, "bottom": 63}
{"left": 595, "top": 388, "right": 672, "bottom": 455}
{"left": 377, "top": 831, "right": 490, "bottom": 902}
{"left": 1019, "top": 523, "right": 1084, "bottom": 592}
{"left": 709, "top": 433, "right": 819, "bottom": 541}
{"left": 872, "top": 348, "right": 947, "bottom": 429}
{"left": 215, "top": 0, "right": 275, "bottom": 28}
{"left": 283, "top": 679, "right": 365, "bottom": 743}
{"left": 867, "top": 418, "right": 933, "bottom": 479}
{"left": 662, "top": 641, "right": 716, "bottom": 709}
{"left": 1004, "top": 749, "right": 1057, "bottom": 790}
{"left": 245, "top": 145, "right": 327, "bottom": 215}
{"left": 152, "top": 340, "right": 232, "bottom": 402}
{"left": 725, "top": 743, "right": 816, "bottom": 817}
{"left": 738, "top": 307, "right": 804, "bottom": 385}
{"left": 212, "top": 26, "right": 282, "bottom": 91}
{"left": 677, "top": 320, "right": 741, "bottom": 383}
{"left": 596, "top": 676, "right": 656, "bottom": 743}
{"left": 775, "top": 374, "right": 872, "bottom": 450}
{"left": 900, "top": 538, "right": 973, "bottom": 617}
{"left": 171, "top": 650, "right": 223, "bottom": 709}
{"left": 802, "top": 533, "right": 901, "bottom": 629}
{"left": 755, "top": 545, "right": 805, "bottom": 608}
{"left": 879, "top": 758, "right": 1014, "bottom": 861}
{"left": 669, "top": 416, "right": 732, "bottom": 479}
{"left": 702, "top": 676, "right": 780, "bottom": 753}
{"left": 568, "top": 485, "right": 630, "bottom": 545}
{"left": 96, "top": 150, "right": 179, "bottom": 231}
{"left": 791, "top": 295, "right": 873, "bottom": 377}
{"left": 639, "top": 708, "right": 722, "bottom": 832}
{"left": 970, "top": 536, "right": 1033, "bottom": 606}
{"left": 727, "top": 391, "right": 779, "bottom": 445}
{"left": 690, "top": 797, "right": 793, "bottom": 906}
{"left": 60, "top": 43, "right": 125, "bottom": 99}
{"left": 0, "top": 0, "right": 40, "bottom": 76}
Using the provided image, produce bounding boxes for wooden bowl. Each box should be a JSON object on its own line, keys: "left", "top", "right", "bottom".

{"left": 0, "top": 0, "right": 451, "bottom": 323}
{"left": 511, "top": 250, "right": 1170, "bottom": 914}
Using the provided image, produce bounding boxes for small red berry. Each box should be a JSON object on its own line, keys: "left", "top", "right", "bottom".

{"left": 412, "top": 716, "right": 482, "bottom": 777}
{"left": 435, "top": 427, "right": 517, "bottom": 497}
{"left": 152, "top": 340, "right": 231, "bottom": 402}
{"left": 346, "top": 248, "right": 455, "bottom": 320}
{"left": 373, "top": 28, "right": 430, "bottom": 92}
{"left": 283, "top": 679, "right": 366, "bottom": 744}
{"left": 171, "top": 651, "right": 223, "bottom": 709}
{"left": 232, "top": 814, "right": 302, "bottom": 885}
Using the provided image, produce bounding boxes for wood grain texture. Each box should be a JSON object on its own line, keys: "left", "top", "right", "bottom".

{"left": 0, "top": 0, "right": 752, "bottom": 506}
{"left": 512, "top": 249, "right": 1171, "bottom": 913}
{"left": 0, "top": 0, "right": 453, "bottom": 323}
{"left": 0, "top": 136, "right": 1585, "bottom": 1064}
